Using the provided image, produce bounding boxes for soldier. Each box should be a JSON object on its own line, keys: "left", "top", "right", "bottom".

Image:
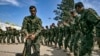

{"left": 69, "top": 14, "right": 78, "bottom": 53}
{"left": 6, "top": 27, "right": 11, "bottom": 43}
{"left": 52, "top": 23, "right": 58, "bottom": 48}
{"left": 2, "top": 30, "right": 7, "bottom": 43}
{"left": 11, "top": 27, "right": 16, "bottom": 43}
{"left": 96, "top": 20, "right": 100, "bottom": 50}
{"left": 49, "top": 23, "right": 56, "bottom": 46}
{"left": 7, "top": 27, "right": 13, "bottom": 44}
{"left": 20, "top": 30, "right": 25, "bottom": 43}
{"left": 58, "top": 21, "right": 64, "bottom": 49}
{"left": 44, "top": 26, "right": 49, "bottom": 45}
{"left": 63, "top": 19, "right": 71, "bottom": 52}
{"left": 22, "top": 5, "right": 42, "bottom": 56}
{"left": 75, "top": 2, "right": 100, "bottom": 56}
{"left": 0, "top": 28, "right": 3, "bottom": 43}
{"left": 13, "top": 28, "right": 20, "bottom": 43}
{"left": 39, "top": 27, "right": 45, "bottom": 45}
{"left": 6, "top": 27, "right": 9, "bottom": 43}
{"left": 45, "top": 26, "right": 50, "bottom": 45}
{"left": 70, "top": 11, "right": 81, "bottom": 56}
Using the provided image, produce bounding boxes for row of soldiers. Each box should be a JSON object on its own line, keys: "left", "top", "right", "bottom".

{"left": 40, "top": 19, "right": 83, "bottom": 56}
{"left": 0, "top": 27, "right": 25, "bottom": 44}
{"left": 39, "top": 2, "right": 100, "bottom": 56}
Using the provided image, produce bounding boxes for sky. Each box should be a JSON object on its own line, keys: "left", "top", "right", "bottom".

{"left": 0, "top": 0, "right": 100, "bottom": 27}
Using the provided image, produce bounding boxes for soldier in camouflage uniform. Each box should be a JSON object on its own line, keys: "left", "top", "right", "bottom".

{"left": 69, "top": 17, "right": 76, "bottom": 53}
{"left": 0, "top": 28, "right": 3, "bottom": 43}
{"left": 44, "top": 26, "right": 49, "bottom": 45}
{"left": 11, "top": 28, "right": 16, "bottom": 43}
{"left": 6, "top": 27, "right": 11, "bottom": 43}
{"left": 63, "top": 20, "right": 71, "bottom": 52}
{"left": 7, "top": 27, "right": 12, "bottom": 43}
{"left": 53, "top": 24, "right": 58, "bottom": 48}
{"left": 2, "top": 30, "right": 6, "bottom": 43}
{"left": 96, "top": 23, "right": 100, "bottom": 49}
{"left": 6, "top": 27, "right": 9, "bottom": 43}
{"left": 22, "top": 5, "right": 42, "bottom": 56}
{"left": 58, "top": 21, "right": 64, "bottom": 49}
{"left": 20, "top": 30, "right": 25, "bottom": 43}
{"left": 13, "top": 28, "right": 20, "bottom": 43}
{"left": 75, "top": 2, "right": 100, "bottom": 56}
{"left": 48, "top": 25, "right": 52, "bottom": 46}
{"left": 39, "top": 27, "right": 45, "bottom": 45}
{"left": 49, "top": 23, "right": 56, "bottom": 46}
{"left": 69, "top": 11, "right": 81, "bottom": 56}
{"left": 96, "top": 21, "right": 100, "bottom": 49}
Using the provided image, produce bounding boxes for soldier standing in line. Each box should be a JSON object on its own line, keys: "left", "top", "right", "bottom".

{"left": 10, "top": 27, "right": 15, "bottom": 43}
{"left": 75, "top": 2, "right": 100, "bottom": 56}
{"left": 7, "top": 27, "right": 12, "bottom": 44}
{"left": 2, "top": 30, "right": 7, "bottom": 43}
{"left": 13, "top": 28, "right": 20, "bottom": 43}
{"left": 58, "top": 21, "right": 64, "bottom": 49}
{"left": 39, "top": 27, "right": 45, "bottom": 45}
{"left": 48, "top": 25, "right": 53, "bottom": 46}
{"left": 49, "top": 23, "right": 56, "bottom": 46}
{"left": 69, "top": 10, "right": 81, "bottom": 56}
{"left": 96, "top": 23, "right": 100, "bottom": 50}
{"left": 0, "top": 28, "right": 3, "bottom": 43}
{"left": 44, "top": 26, "right": 49, "bottom": 46}
{"left": 63, "top": 19, "right": 71, "bottom": 52}
{"left": 53, "top": 24, "right": 58, "bottom": 48}
{"left": 20, "top": 30, "right": 25, "bottom": 43}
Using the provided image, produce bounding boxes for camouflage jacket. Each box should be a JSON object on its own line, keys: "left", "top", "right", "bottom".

{"left": 22, "top": 15, "right": 42, "bottom": 36}
{"left": 79, "top": 9, "right": 100, "bottom": 34}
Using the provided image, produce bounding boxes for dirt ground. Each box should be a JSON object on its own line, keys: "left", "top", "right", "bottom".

{"left": 0, "top": 44, "right": 100, "bottom": 56}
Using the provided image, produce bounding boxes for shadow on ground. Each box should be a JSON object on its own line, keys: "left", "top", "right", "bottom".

{"left": 41, "top": 45, "right": 67, "bottom": 56}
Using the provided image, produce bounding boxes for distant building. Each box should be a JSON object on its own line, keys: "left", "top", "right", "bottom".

{"left": 0, "top": 22, "right": 21, "bottom": 31}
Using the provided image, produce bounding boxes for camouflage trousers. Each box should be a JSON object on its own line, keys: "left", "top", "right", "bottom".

{"left": 15, "top": 35, "right": 20, "bottom": 43}
{"left": 0, "top": 35, "right": 2, "bottom": 43}
{"left": 69, "top": 33, "right": 75, "bottom": 52}
{"left": 96, "top": 27, "right": 100, "bottom": 48}
{"left": 21, "top": 35, "right": 25, "bottom": 43}
{"left": 73, "top": 31, "right": 82, "bottom": 56}
{"left": 7, "top": 35, "right": 15, "bottom": 43}
{"left": 58, "top": 34, "right": 63, "bottom": 48}
{"left": 23, "top": 36, "right": 40, "bottom": 56}
{"left": 64, "top": 34, "right": 71, "bottom": 50}
{"left": 79, "top": 33, "right": 93, "bottom": 56}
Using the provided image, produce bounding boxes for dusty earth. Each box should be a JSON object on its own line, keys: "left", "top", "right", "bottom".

{"left": 0, "top": 44, "right": 100, "bottom": 56}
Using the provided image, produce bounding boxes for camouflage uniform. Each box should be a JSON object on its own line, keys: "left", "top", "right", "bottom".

{"left": 20, "top": 30, "right": 25, "bottom": 43}
{"left": 79, "top": 9, "right": 100, "bottom": 56}
{"left": 49, "top": 25, "right": 53, "bottom": 46}
{"left": 49, "top": 24, "right": 56, "bottom": 46}
{"left": 39, "top": 27, "right": 45, "bottom": 45}
{"left": 0, "top": 29, "right": 3, "bottom": 43}
{"left": 58, "top": 22, "right": 64, "bottom": 49}
{"left": 7, "top": 27, "right": 13, "bottom": 43}
{"left": 69, "top": 19, "right": 76, "bottom": 52}
{"left": 63, "top": 21, "right": 71, "bottom": 51}
{"left": 22, "top": 16, "right": 42, "bottom": 56}
{"left": 53, "top": 26, "right": 58, "bottom": 48}
{"left": 96, "top": 22, "right": 100, "bottom": 48}
{"left": 2, "top": 31, "right": 6, "bottom": 43}
{"left": 44, "top": 26, "right": 50, "bottom": 45}
{"left": 72, "top": 16, "right": 81, "bottom": 56}
{"left": 14, "top": 29, "right": 20, "bottom": 43}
